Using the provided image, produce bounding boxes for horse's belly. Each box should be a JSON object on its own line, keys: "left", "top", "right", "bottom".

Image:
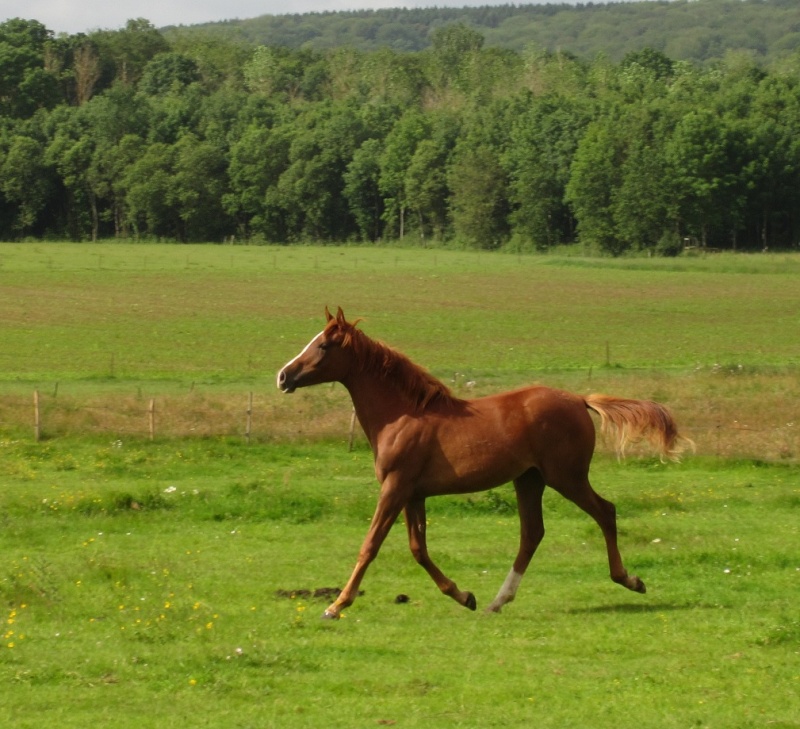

{"left": 418, "top": 430, "right": 533, "bottom": 495}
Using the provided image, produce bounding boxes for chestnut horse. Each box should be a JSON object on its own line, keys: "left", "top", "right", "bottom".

{"left": 277, "top": 307, "right": 689, "bottom": 618}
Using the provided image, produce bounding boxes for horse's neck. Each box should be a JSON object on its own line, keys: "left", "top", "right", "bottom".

{"left": 342, "top": 373, "right": 412, "bottom": 450}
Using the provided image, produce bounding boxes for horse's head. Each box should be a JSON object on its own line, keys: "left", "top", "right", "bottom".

{"left": 277, "top": 307, "right": 358, "bottom": 393}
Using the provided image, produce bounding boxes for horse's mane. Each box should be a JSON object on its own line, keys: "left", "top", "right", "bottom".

{"left": 328, "top": 317, "right": 462, "bottom": 412}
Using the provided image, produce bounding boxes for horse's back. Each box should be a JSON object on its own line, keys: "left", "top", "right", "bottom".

{"left": 476, "top": 385, "right": 592, "bottom": 428}
{"left": 472, "top": 385, "right": 597, "bottom": 481}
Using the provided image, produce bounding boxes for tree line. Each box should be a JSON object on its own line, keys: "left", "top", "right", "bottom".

{"left": 174, "top": 0, "right": 800, "bottom": 65}
{"left": 2, "top": 16, "right": 800, "bottom": 252}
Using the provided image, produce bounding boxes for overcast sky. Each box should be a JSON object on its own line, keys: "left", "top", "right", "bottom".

{"left": 4, "top": 0, "right": 591, "bottom": 37}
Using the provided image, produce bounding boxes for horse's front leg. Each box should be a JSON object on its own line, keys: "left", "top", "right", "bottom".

{"left": 404, "top": 499, "right": 477, "bottom": 611}
{"left": 323, "top": 479, "right": 407, "bottom": 619}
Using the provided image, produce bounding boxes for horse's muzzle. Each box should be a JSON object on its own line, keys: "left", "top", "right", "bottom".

{"left": 276, "top": 368, "right": 295, "bottom": 393}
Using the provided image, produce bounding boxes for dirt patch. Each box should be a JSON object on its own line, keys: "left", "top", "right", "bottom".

{"left": 275, "top": 587, "right": 363, "bottom": 600}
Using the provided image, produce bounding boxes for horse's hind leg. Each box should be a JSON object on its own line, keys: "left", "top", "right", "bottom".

{"left": 404, "top": 499, "right": 477, "bottom": 611}
{"left": 486, "top": 468, "right": 546, "bottom": 613}
{"left": 552, "top": 475, "right": 646, "bottom": 594}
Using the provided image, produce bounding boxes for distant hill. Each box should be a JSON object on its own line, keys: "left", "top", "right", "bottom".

{"left": 163, "top": 0, "right": 800, "bottom": 64}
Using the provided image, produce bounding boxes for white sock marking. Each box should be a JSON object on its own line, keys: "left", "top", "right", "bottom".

{"left": 487, "top": 569, "right": 523, "bottom": 612}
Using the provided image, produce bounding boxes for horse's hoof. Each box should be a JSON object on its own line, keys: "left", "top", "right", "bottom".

{"left": 321, "top": 610, "right": 340, "bottom": 620}
{"left": 464, "top": 592, "right": 477, "bottom": 611}
{"left": 614, "top": 574, "right": 647, "bottom": 594}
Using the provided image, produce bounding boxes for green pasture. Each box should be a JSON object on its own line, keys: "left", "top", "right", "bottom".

{"left": 0, "top": 243, "right": 799, "bottom": 727}
{"left": 0, "top": 438, "right": 798, "bottom": 728}
{"left": 1, "top": 243, "right": 799, "bottom": 386}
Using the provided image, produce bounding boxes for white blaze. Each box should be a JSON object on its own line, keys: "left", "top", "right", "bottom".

{"left": 276, "top": 330, "right": 324, "bottom": 389}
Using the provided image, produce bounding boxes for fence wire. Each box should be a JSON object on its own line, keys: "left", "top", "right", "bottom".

{"left": 2, "top": 389, "right": 794, "bottom": 462}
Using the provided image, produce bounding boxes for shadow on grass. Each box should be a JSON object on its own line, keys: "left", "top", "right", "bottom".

{"left": 565, "top": 600, "right": 723, "bottom": 615}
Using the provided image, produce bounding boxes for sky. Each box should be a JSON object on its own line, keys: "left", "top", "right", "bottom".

{"left": 3, "top": 0, "right": 589, "bottom": 37}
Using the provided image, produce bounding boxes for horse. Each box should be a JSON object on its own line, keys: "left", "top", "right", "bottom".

{"left": 277, "top": 307, "right": 691, "bottom": 619}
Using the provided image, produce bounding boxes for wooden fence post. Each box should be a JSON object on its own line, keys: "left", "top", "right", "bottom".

{"left": 149, "top": 399, "right": 155, "bottom": 440}
{"left": 246, "top": 392, "right": 253, "bottom": 444}
{"left": 34, "top": 390, "right": 41, "bottom": 442}
{"left": 348, "top": 407, "right": 357, "bottom": 452}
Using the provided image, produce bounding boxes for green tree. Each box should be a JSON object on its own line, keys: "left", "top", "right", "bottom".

{"left": 612, "top": 138, "right": 675, "bottom": 251}
{"left": 121, "top": 140, "right": 176, "bottom": 238}
{"left": 665, "top": 109, "right": 749, "bottom": 248}
{"left": 344, "top": 138, "right": 384, "bottom": 242}
{"left": 167, "top": 32, "right": 251, "bottom": 92}
{"left": 447, "top": 100, "right": 513, "bottom": 248}
{"left": 93, "top": 134, "right": 144, "bottom": 237}
{"left": 379, "top": 110, "right": 430, "bottom": 239}
{"left": 360, "top": 48, "right": 426, "bottom": 106}
{"left": 223, "top": 115, "right": 293, "bottom": 239}
{"left": 45, "top": 106, "right": 97, "bottom": 239}
{"left": 270, "top": 102, "right": 366, "bottom": 241}
{"left": 0, "top": 19, "right": 60, "bottom": 117}
{"left": 143, "top": 81, "right": 208, "bottom": 144}
{"left": 139, "top": 52, "right": 200, "bottom": 95}
{"left": 0, "top": 134, "right": 52, "bottom": 235}
{"left": 463, "top": 47, "right": 524, "bottom": 103}
{"left": 620, "top": 48, "right": 675, "bottom": 82}
{"left": 171, "top": 133, "right": 231, "bottom": 241}
{"left": 427, "top": 23, "right": 484, "bottom": 93}
{"left": 565, "top": 119, "right": 625, "bottom": 254}
{"left": 91, "top": 19, "right": 170, "bottom": 87}
{"left": 76, "top": 84, "right": 148, "bottom": 238}
{"left": 448, "top": 144, "right": 509, "bottom": 249}
{"left": 404, "top": 113, "right": 459, "bottom": 242}
{"left": 739, "top": 69, "right": 800, "bottom": 248}
{"left": 405, "top": 140, "right": 449, "bottom": 242}
{"left": 507, "top": 95, "right": 588, "bottom": 249}
{"left": 243, "top": 46, "right": 328, "bottom": 103}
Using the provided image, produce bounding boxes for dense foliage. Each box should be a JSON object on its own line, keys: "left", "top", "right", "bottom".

{"left": 171, "top": 0, "right": 800, "bottom": 65}
{"left": 2, "top": 11, "right": 800, "bottom": 251}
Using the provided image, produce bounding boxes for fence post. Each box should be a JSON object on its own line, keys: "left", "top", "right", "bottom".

{"left": 149, "top": 399, "right": 155, "bottom": 440}
{"left": 34, "top": 390, "right": 41, "bottom": 442}
{"left": 348, "top": 407, "right": 357, "bottom": 452}
{"left": 246, "top": 391, "right": 253, "bottom": 444}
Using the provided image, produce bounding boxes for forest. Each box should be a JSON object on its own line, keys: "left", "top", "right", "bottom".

{"left": 2, "top": 5, "right": 800, "bottom": 252}
{"left": 172, "top": 0, "right": 800, "bottom": 64}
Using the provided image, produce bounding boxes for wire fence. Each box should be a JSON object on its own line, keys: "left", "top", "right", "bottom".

{"left": 13, "top": 388, "right": 361, "bottom": 449}
{"left": 2, "top": 388, "right": 795, "bottom": 462}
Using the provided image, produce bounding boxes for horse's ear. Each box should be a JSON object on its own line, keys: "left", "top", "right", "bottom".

{"left": 336, "top": 306, "right": 346, "bottom": 324}
{"left": 324, "top": 306, "right": 334, "bottom": 322}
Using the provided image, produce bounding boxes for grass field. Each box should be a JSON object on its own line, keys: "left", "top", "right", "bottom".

{"left": 1, "top": 243, "right": 798, "bottom": 459}
{"left": 0, "top": 439, "right": 798, "bottom": 728}
{"left": 2, "top": 243, "right": 799, "bottom": 381}
{"left": 0, "top": 243, "right": 799, "bottom": 727}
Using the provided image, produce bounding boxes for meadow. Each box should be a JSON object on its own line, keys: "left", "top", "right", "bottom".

{"left": 1, "top": 243, "right": 798, "bottom": 458}
{"left": 0, "top": 243, "right": 798, "bottom": 727}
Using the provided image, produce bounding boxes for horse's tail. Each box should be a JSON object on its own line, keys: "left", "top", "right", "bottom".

{"left": 584, "top": 394, "right": 693, "bottom": 462}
